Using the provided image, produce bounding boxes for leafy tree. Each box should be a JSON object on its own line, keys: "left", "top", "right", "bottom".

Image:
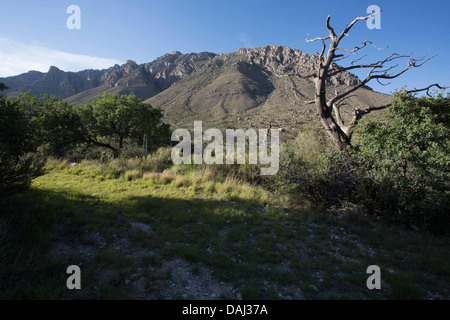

{"left": 355, "top": 91, "right": 449, "bottom": 230}
{"left": 79, "top": 93, "right": 171, "bottom": 156}
{"left": 0, "top": 93, "right": 44, "bottom": 194}
{"left": 0, "top": 95, "right": 32, "bottom": 156}
{"left": 15, "top": 93, "right": 85, "bottom": 157}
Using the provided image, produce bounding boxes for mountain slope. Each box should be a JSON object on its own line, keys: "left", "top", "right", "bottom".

{"left": 146, "top": 46, "right": 391, "bottom": 130}
{"left": 0, "top": 51, "right": 217, "bottom": 103}
{"left": 0, "top": 67, "right": 105, "bottom": 98}
{"left": 1, "top": 46, "right": 391, "bottom": 133}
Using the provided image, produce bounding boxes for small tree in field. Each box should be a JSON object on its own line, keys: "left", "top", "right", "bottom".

{"left": 301, "top": 11, "right": 445, "bottom": 151}
{"left": 79, "top": 94, "right": 171, "bottom": 157}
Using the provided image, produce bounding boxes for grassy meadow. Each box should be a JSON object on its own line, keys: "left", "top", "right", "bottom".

{"left": 1, "top": 149, "right": 448, "bottom": 300}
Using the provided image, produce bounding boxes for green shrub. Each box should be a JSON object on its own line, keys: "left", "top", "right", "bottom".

{"left": 354, "top": 91, "right": 449, "bottom": 233}
{"left": 123, "top": 169, "right": 142, "bottom": 181}
{"left": 0, "top": 214, "right": 10, "bottom": 268}
{"left": 141, "top": 147, "right": 173, "bottom": 172}
{"left": 0, "top": 96, "right": 44, "bottom": 195}
{"left": 102, "top": 166, "right": 121, "bottom": 179}
{"left": 269, "top": 129, "right": 364, "bottom": 207}
{"left": 0, "top": 153, "right": 45, "bottom": 195}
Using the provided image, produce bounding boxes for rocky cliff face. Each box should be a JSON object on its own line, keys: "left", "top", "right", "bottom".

{"left": 38, "top": 66, "right": 104, "bottom": 97}
{"left": 143, "top": 51, "right": 217, "bottom": 91}
{"left": 145, "top": 46, "right": 389, "bottom": 130}
{"left": 0, "top": 51, "right": 217, "bottom": 100}
{"left": 1, "top": 45, "right": 390, "bottom": 134}
{"left": 1, "top": 66, "right": 105, "bottom": 98}
{"left": 1, "top": 46, "right": 371, "bottom": 116}
{"left": 0, "top": 70, "right": 44, "bottom": 89}
{"left": 238, "top": 46, "right": 360, "bottom": 86}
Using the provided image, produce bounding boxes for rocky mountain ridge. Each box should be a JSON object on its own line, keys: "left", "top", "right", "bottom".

{"left": 1, "top": 46, "right": 390, "bottom": 131}
{"left": 0, "top": 51, "right": 217, "bottom": 101}
{"left": 144, "top": 46, "right": 389, "bottom": 129}
{"left": 0, "top": 46, "right": 364, "bottom": 103}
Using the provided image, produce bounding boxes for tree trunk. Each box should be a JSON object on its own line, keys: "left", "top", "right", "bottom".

{"left": 320, "top": 116, "right": 351, "bottom": 151}
{"left": 314, "top": 76, "right": 351, "bottom": 151}
{"left": 86, "top": 138, "right": 119, "bottom": 157}
{"left": 302, "top": 12, "right": 440, "bottom": 152}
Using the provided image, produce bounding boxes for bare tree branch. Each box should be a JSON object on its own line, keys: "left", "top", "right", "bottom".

{"left": 350, "top": 54, "right": 368, "bottom": 65}
{"left": 328, "top": 54, "right": 436, "bottom": 107}
{"left": 333, "top": 104, "right": 349, "bottom": 132}
{"left": 405, "top": 84, "right": 448, "bottom": 96}
{"left": 304, "top": 11, "right": 381, "bottom": 44}
{"left": 333, "top": 53, "right": 354, "bottom": 62}
{"left": 336, "top": 40, "right": 387, "bottom": 53}
{"left": 376, "top": 78, "right": 391, "bottom": 86}
{"left": 304, "top": 34, "right": 330, "bottom": 43}
{"left": 326, "top": 15, "right": 337, "bottom": 39}
{"left": 328, "top": 53, "right": 409, "bottom": 77}
{"left": 346, "top": 84, "right": 448, "bottom": 130}
{"left": 299, "top": 10, "right": 446, "bottom": 151}
{"left": 337, "top": 11, "right": 382, "bottom": 41}
{"left": 319, "top": 41, "right": 326, "bottom": 59}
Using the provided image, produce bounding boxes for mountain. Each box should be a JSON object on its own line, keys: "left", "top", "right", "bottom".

{"left": 0, "top": 51, "right": 217, "bottom": 103}
{"left": 0, "top": 46, "right": 391, "bottom": 133}
{"left": 145, "top": 46, "right": 391, "bottom": 130}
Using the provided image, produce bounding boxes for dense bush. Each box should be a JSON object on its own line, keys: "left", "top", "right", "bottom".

{"left": 0, "top": 152, "right": 44, "bottom": 195}
{"left": 15, "top": 93, "right": 84, "bottom": 157}
{"left": 269, "top": 129, "right": 365, "bottom": 207}
{"left": 2, "top": 92, "right": 172, "bottom": 162}
{"left": 0, "top": 95, "right": 44, "bottom": 195}
{"left": 354, "top": 91, "right": 449, "bottom": 232}
{"left": 266, "top": 91, "right": 449, "bottom": 233}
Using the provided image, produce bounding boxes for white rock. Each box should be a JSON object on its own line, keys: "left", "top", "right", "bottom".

{"left": 308, "top": 284, "right": 319, "bottom": 292}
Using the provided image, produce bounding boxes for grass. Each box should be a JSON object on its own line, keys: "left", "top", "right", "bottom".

{"left": 0, "top": 158, "right": 449, "bottom": 300}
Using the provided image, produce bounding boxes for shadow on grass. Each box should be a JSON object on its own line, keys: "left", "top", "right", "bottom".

{"left": 0, "top": 188, "right": 101, "bottom": 299}
{"left": 1, "top": 184, "right": 299, "bottom": 299}
{"left": 1, "top": 185, "right": 449, "bottom": 300}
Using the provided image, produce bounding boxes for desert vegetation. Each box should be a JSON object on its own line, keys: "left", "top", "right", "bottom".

{"left": 0, "top": 80, "right": 449, "bottom": 299}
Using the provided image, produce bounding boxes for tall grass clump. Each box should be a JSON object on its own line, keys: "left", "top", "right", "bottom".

{"left": 140, "top": 147, "right": 173, "bottom": 172}
{"left": 269, "top": 129, "right": 365, "bottom": 207}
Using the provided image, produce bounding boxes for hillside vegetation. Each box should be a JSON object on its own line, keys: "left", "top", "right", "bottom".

{"left": 1, "top": 80, "right": 448, "bottom": 300}
{"left": 1, "top": 155, "right": 449, "bottom": 299}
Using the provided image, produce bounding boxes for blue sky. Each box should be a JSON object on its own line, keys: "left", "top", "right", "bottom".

{"left": 0, "top": 0, "right": 448, "bottom": 94}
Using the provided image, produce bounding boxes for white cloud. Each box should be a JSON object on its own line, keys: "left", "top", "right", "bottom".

{"left": 238, "top": 33, "right": 252, "bottom": 48}
{"left": 0, "top": 38, "right": 122, "bottom": 77}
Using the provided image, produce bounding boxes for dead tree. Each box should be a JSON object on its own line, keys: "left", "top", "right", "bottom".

{"left": 300, "top": 11, "right": 444, "bottom": 151}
